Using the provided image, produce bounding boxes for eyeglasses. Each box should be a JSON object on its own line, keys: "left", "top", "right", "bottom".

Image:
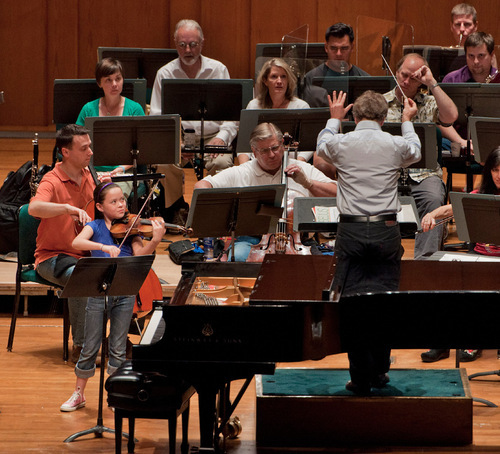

{"left": 177, "top": 41, "right": 200, "bottom": 49}
{"left": 255, "top": 143, "right": 282, "bottom": 156}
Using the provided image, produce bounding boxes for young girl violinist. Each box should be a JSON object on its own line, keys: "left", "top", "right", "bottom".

{"left": 60, "top": 182, "right": 165, "bottom": 412}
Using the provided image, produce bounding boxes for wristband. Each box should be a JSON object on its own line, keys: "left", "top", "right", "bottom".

{"left": 100, "top": 244, "right": 104, "bottom": 251}
{"left": 430, "top": 83, "right": 439, "bottom": 90}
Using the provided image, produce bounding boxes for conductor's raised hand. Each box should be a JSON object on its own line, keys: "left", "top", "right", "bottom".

{"left": 402, "top": 97, "right": 418, "bottom": 122}
{"left": 328, "top": 90, "right": 353, "bottom": 120}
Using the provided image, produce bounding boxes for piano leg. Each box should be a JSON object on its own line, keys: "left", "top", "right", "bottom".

{"left": 196, "top": 384, "right": 220, "bottom": 452}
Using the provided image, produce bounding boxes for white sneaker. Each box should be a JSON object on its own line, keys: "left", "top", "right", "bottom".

{"left": 60, "top": 390, "right": 86, "bottom": 412}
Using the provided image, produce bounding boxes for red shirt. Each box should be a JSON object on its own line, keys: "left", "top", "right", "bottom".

{"left": 31, "top": 163, "right": 95, "bottom": 266}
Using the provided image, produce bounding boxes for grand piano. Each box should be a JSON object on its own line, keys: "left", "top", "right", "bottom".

{"left": 132, "top": 254, "right": 500, "bottom": 452}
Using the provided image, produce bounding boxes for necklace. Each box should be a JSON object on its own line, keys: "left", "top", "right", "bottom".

{"left": 101, "top": 98, "right": 122, "bottom": 116}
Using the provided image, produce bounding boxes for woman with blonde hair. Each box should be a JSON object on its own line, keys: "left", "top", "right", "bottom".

{"left": 240, "top": 58, "right": 310, "bottom": 163}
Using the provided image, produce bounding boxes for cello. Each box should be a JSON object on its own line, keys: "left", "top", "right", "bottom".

{"left": 246, "top": 134, "right": 311, "bottom": 262}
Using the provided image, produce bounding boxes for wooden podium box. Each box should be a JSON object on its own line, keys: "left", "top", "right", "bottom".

{"left": 256, "top": 368, "right": 472, "bottom": 447}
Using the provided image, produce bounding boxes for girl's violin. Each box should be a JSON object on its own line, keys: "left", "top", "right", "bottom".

{"left": 110, "top": 212, "right": 190, "bottom": 239}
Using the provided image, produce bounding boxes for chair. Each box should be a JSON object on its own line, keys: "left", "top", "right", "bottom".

{"left": 6, "top": 204, "right": 70, "bottom": 361}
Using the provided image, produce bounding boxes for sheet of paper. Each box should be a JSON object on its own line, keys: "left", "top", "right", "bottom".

{"left": 312, "top": 206, "right": 339, "bottom": 222}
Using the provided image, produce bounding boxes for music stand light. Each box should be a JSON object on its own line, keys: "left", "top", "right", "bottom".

{"left": 62, "top": 255, "right": 155, "bottom": 443}
{"left": 85, "top": 115, "right": 181, "bottom": 213}
{"left": 186, "top": 185, "right": 285, "bottom": 261}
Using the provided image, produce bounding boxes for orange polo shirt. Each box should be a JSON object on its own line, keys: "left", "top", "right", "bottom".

{"left": 32, "top": 163, "right": 95, "bottom": 267}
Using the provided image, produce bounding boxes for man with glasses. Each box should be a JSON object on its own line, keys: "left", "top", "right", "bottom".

{"left": 194, "top": 122, "right": 337, "bottom": 261}
{"left": 150, "top": 19, "right": 237, "bottom": 227}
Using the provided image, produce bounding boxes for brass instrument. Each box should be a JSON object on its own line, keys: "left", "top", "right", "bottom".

{"left": 30, "top": 133, "right": 39, "bottom": 197}
{"left": 485, "top": 69, "right": 499, "bottom": 83}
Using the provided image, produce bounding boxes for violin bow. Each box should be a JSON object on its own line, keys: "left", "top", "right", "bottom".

{"left": 415, "top": 215, "right": 454, "bottom": 235}
{"left": 118, "top": 181, "right": 160, "bottom": 249}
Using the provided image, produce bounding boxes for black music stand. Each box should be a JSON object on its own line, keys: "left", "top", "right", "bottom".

{"left": 161, "top": 79, "right": 253, "bottom": 176}
{"left": 293, "top": 196, "right": 419, "bottom": 237}
{"left": 186, "top": 185, "right": 285, "bottom": 261}
{"left": 469, "top": 116, "right": 500, "bottom": 164}
{"left": 97, "top": 47, "right": 178, "bottom": 103}
{"left": 311, "top": 76, "right": 396, "bottom": 111}
{"left": 53, "top": 79, "right": 147, "bottom": 126}
{"left": 63, "top": 255, "right": 155, "bottom": 443}
{"left": 236, "top": 108, "right": 330, "bottom": 157}
{"left": 449, "top": 193, "right": 500, "bottom": 404}
{"left": 450, "top": 192, "right": 500, "bottom": 244}
{"left": 85, "top": 115, "right": 181, "bottom": 213}
{"left": 440, "top": 83, "right": 500, "bottom": 192}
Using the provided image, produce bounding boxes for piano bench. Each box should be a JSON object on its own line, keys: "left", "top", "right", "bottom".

{"left": 105, "top": 360, "right": 195, "bottom": 454}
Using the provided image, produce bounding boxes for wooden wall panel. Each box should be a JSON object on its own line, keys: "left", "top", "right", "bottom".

{"left": 1, "top": 0, "right": 500, "bottom": 128}
{"left": 0, "top": 1, "right": 49, "bottom": 126}
{"left": 77, "top": 0, "right": 171, "bottom": 79}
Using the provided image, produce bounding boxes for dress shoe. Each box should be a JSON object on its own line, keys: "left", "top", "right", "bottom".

{"left": 459, "top": 349, "right": 482, "bottom": 362}
{"left": 371, "top": 373, "right": 390, "bottom": 388}
{"left": 421, "top": 349, "right": 450, "bottom": 363}
{"left": 345, "top": 380, "right": 371, "bottom": 396}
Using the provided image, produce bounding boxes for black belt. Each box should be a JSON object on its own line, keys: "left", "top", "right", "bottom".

{"left": 339, "top": 214, "right": 397, "bottom": 223}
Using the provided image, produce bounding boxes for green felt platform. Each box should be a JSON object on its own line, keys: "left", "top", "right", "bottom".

{"left": 256, "top": 368, "right": 472, "bottom": 447}
{"left": 260, "top": 368, "right": 466, "bottom": 397}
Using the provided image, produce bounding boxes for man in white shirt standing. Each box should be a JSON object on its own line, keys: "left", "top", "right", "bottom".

{"left": 150, "top": 19, "right": 237, "bottom": 226}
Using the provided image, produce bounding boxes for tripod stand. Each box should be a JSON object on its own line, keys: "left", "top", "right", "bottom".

{"left": 62, "top": 255, "right": 154, "bottom": 443}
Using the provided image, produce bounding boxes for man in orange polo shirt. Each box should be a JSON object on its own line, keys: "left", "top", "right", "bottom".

{"left": 29, "top": 124, "right": 95, "bottom": 363}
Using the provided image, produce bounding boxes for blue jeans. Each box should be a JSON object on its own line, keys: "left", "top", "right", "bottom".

{"left": 36, "top": 257, "right": 87, "bottom": 347}
{"left": 227, "top": 236, "right": 261, "bottom": 261}
{"left": 75, "top": 295, "right": 134, "bottom": 378}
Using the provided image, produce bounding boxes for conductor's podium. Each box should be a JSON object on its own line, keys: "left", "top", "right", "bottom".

{"left": 256, "top": 368, "right": 472, "bottom": 447}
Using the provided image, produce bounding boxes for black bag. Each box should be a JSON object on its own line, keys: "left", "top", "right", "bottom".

{"left": 0, "top": 161, "right": 50, "bottom": 254}
{"left": 167, "top": 239, "right": 204, "bottom": 265}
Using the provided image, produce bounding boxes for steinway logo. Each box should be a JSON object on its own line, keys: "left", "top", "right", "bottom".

{"left": 202, "top": 323, "right": 214, "bottom": 337}
{"left": 171, "top": 323, "right": 245, "bottom": 345}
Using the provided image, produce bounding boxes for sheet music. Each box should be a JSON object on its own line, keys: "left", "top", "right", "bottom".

{"left": 438, "top": 252, "right": 500, "bottom": 262}
{"left": 312, "top": 204, "right": 417, "bottom": 224}
{"left": 397, "top": 204, "right": 418, "bottom": 223}
{"left": 312, "top": 206, "right": 339, "bottom": 222}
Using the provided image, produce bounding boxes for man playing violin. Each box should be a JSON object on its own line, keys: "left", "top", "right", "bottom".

{"left": 29, "top": 124, "right": 95, "bottom": 363}
{"left": 194, "top": 122, "right": 337, "bottom": 261}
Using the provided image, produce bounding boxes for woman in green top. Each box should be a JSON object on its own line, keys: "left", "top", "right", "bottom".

{"left": 76, "top": 58, "right": 145, "bottom": 197}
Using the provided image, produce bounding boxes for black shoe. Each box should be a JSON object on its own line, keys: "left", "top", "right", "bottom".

{"left": 371, "top": 373, "right": 390, "bottom": 388}
{"left": 421, "top": 349, "right": 450, "bottom": 363}
{"left": 459, "top": 349, "right": 482, "bottom": 362}
{"left": 345, "top": 380, "right": 371, "bottom": 396}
